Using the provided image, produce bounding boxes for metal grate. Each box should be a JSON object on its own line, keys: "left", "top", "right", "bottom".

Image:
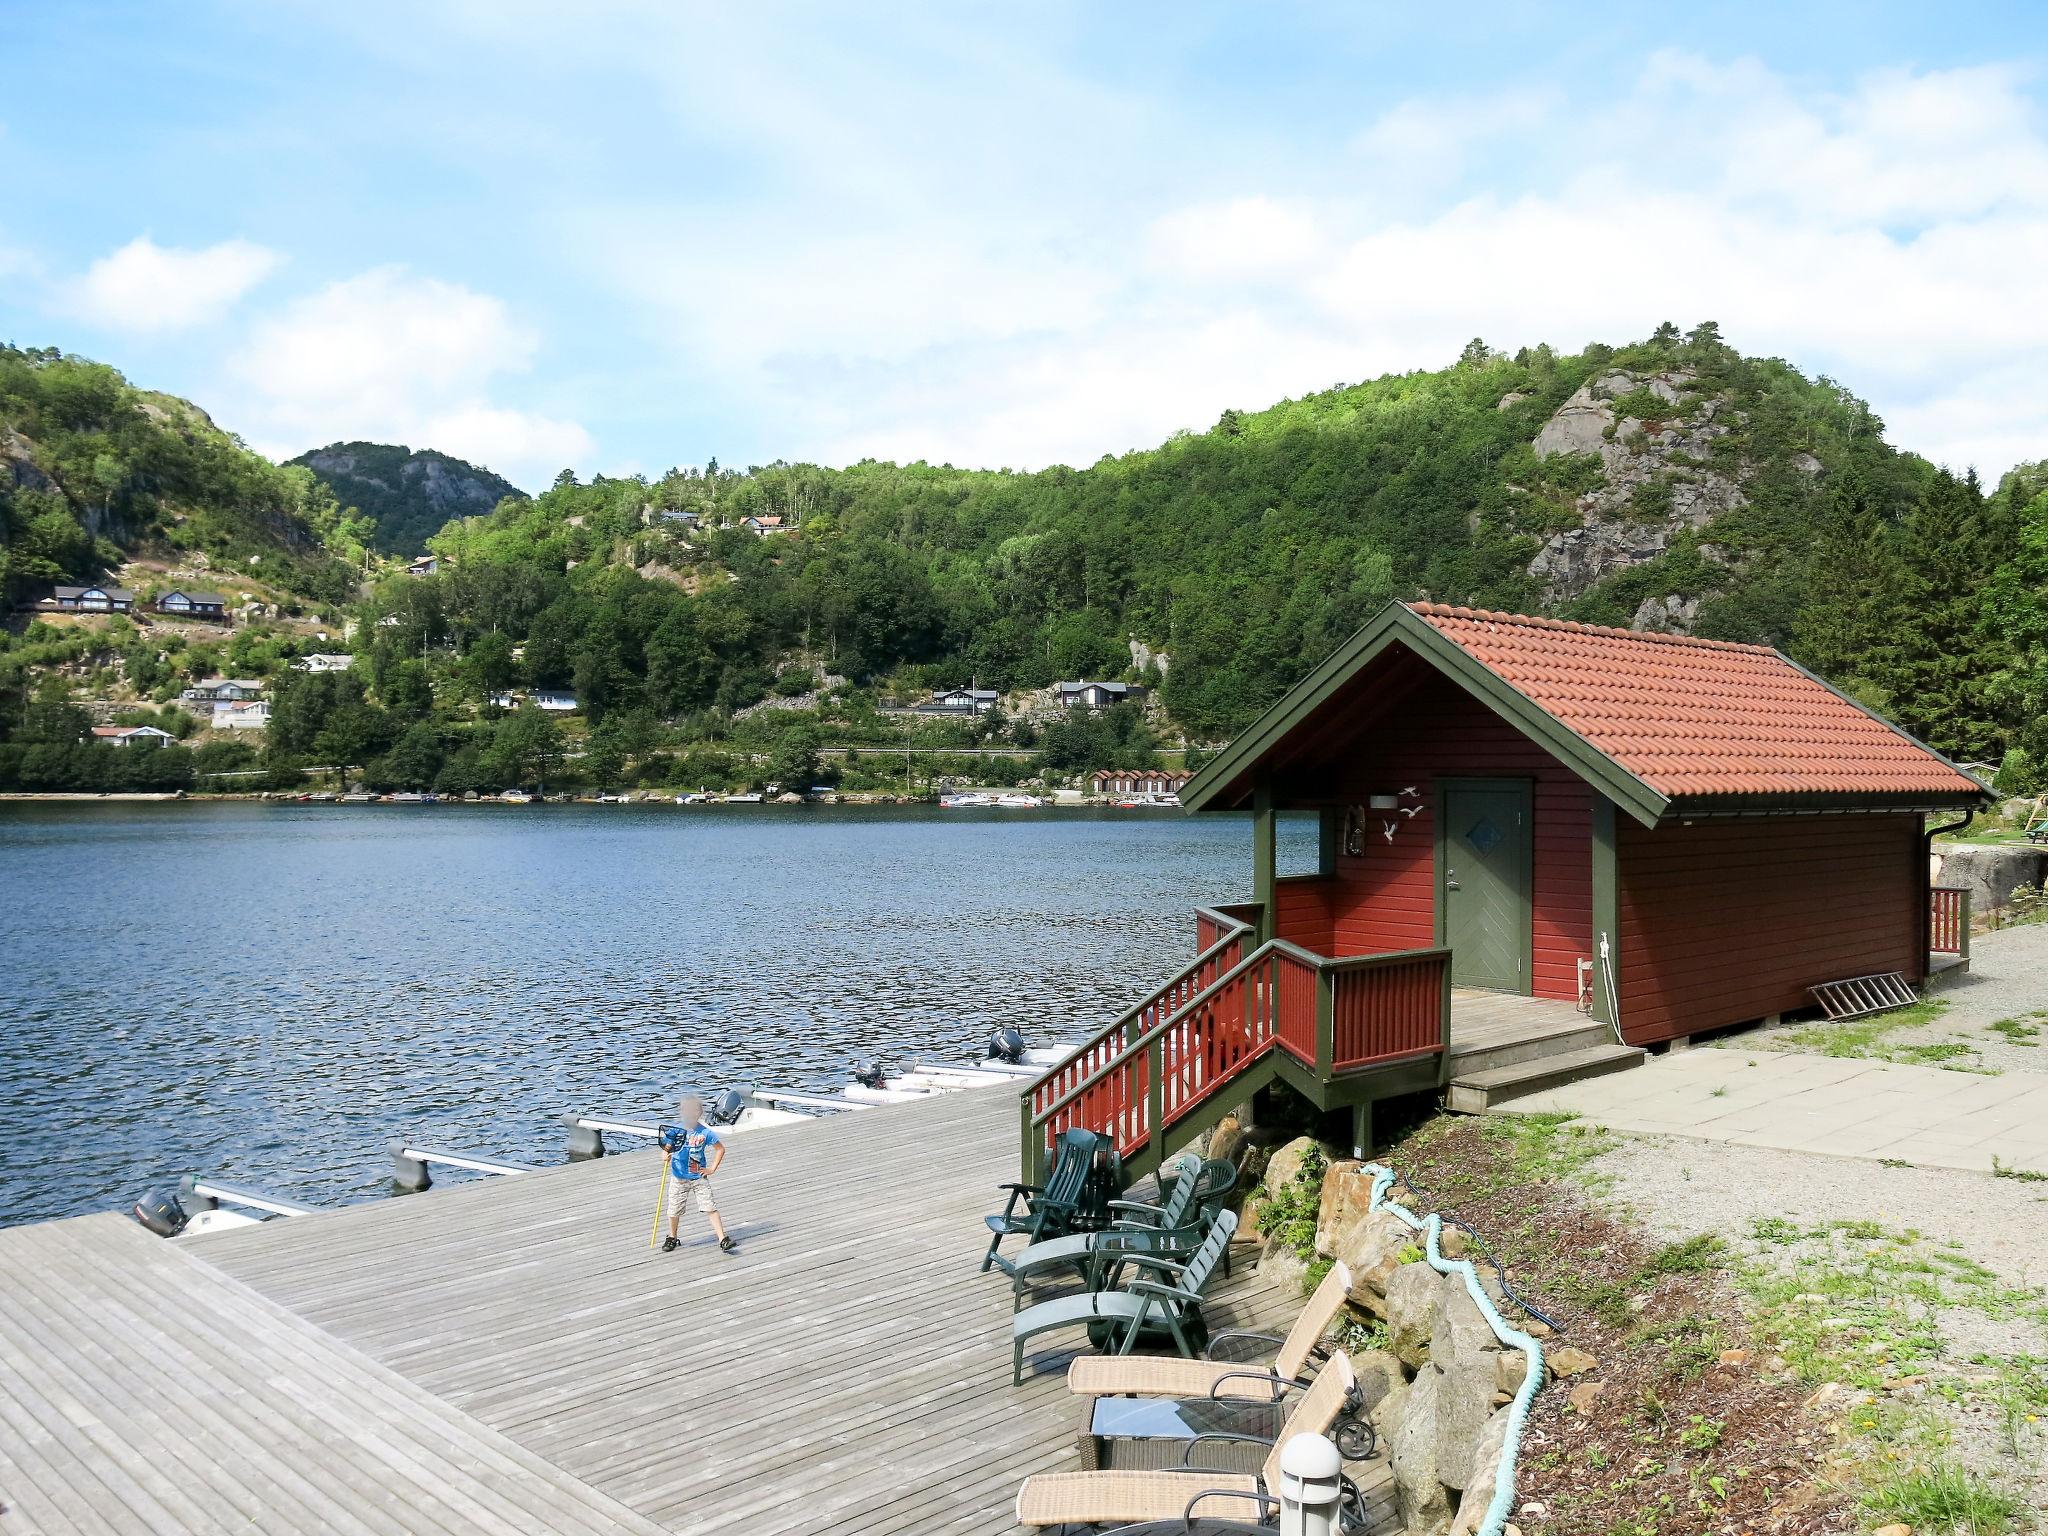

{"left": 1808, "top": 971, "right": 1918, "bottom": 1021}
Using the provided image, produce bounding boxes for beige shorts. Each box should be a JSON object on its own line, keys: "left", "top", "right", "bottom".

{"left": 667, "top": 1176, "right": 718, "bottom": 1215}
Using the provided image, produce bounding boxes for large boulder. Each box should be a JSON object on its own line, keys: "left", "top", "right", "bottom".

{"left": 1333, "top": 1209, "right": 1415, "bottom": 1315}
{"left": 1205, "top": 1112, "right": 1246, "bottom": 1169}
{"left": 1315, "top": 1159, "right": 1371, "bottom": 1255}
{"left": 1432, "top": 1277, "right": 1503, "bottom": 1492}
{"left": 1446, "top": 1407, "right": 1516, "bottom": 1536}
{"left": 1259, "top": 1242, "right": 1311, "bottom": 1298}
{"left": 1260, "top": 1135, "right": 1325, "bottom": 1198}
{"left": 1385, "top": 1367, "right": 1455, "bottom": 1536}
{"left": 1348, "top": 1348, "right": 1407, "bottom": 1418}
{"left": 1934, "top": 844, "right": 2048, "bottom": 917}
{"left": 1385, "top": 1262, "right": 1439, "bottom": 1370}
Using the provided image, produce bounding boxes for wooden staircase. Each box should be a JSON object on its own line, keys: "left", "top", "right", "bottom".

{"left": 1020, "top": 907, "right": 1452, "bottom": 1183}
{"left": 1445, "top": 1025, "right": 1643, "bottom": 1111}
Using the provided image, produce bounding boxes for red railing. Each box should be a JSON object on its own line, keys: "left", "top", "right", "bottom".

{"left": 1329, "top": 949, "right": 1452, "bottom": 1070}
{"left": 1930, "top": 886, "right": 1971, "bottom": 957}
{"left": 1272, "top": 945, "right": 1322, "bottom": 1064}
{"left": 1022, "top": 915, "right": 1452, "bottom": 1179}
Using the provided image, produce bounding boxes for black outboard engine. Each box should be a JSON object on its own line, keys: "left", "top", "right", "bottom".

{"left": 132, "top": 1188, "right": 188, "bottom": 1237}
{"left": 988, "top": 1026, "right": 1027, "bottom": 1065}
{"left": 852, "top": 1059, "right": 887, "bottom": 1090}
{"left": 706, "top": 1088, "right": 747, "bottom": 1126}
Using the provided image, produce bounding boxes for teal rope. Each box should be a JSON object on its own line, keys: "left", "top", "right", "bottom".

{"left": 1363, "top": 1165, "right": 1544, "bottom": 1536}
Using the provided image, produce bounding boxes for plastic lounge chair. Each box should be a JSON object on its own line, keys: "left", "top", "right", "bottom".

{"left": 985, "top": 1128, "right": 1105, "bottom": 1274}
{"left": 1008, "top": 1157, "right": 1209, "bottom": 1300}
{"left": 1011, "top": 1211, "right": 1237, "bottom": 1384}
{"left": 1065, "top": 1259, "right": 1355, "bottom": 1405}
{"left": 1014, "top": 1351, "right": 1358, "bottom": 1529}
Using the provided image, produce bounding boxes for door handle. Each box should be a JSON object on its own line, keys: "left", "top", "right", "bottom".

{"left": 1446, "top": 868, "right": 1459, "bottom": 890}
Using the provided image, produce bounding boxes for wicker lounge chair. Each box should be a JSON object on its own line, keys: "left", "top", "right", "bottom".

{"left": 1014, "top": 1351, "right": 1358, "bottom": 1529}
{"left": 1011, "top": 1211, "right": 1237, "bottom": 1384}
{"left": 984, "top": 1128, "right": 1106, "bottom": 1274}
{"left": 1065, "top": 1259, "right": 1354, "bottom": 1404}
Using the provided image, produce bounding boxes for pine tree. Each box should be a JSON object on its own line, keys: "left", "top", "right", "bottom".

{"left": 1867, "top": 470, "right": 2010, "bottom": 758}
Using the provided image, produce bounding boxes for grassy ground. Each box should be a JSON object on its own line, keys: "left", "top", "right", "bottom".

{"left": 1381, "top": 1112, "right": 2044, "bottom": 1534}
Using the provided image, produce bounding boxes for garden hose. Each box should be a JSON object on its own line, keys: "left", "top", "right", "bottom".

{"left": 1364, "top": 1163, "right": 1546, "bottom": 1536}
{"left": 1379, "top": 1166, "right": 1564, "bottom": 1334}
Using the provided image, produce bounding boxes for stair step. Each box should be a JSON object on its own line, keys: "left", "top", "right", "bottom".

{"left": 1446, "top": 1043, "right": 1645, "bottom": 1113}
{"left": 1447, "top": 1020, "right": 1615, "bottom": 1077}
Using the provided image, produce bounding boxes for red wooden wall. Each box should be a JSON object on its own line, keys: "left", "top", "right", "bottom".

{"left": 1616, "top": 813, "right": 1924, "bottom": 1043}
{"left": 1273, "top": 673, "right": 1593, "bottom": 1003}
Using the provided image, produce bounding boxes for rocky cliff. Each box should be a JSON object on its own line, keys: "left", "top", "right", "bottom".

{"left": 1523, "top": 366, "right": 1800, "bottom": 630}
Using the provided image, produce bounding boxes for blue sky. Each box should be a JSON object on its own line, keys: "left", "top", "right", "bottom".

{"left": 3, "top": 3, "right": 2044, "bottom": 488}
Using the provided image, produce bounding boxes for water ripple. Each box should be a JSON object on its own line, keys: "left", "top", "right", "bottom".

{"left": 0, "top": 803, "right": 1315, "bottom": 1225}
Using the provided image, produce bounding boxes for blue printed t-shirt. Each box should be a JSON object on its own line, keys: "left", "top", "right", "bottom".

{"left": 658, "top": 1124, "right": 722, "bottom": 1179}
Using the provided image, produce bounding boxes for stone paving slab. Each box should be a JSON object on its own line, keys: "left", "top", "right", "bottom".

{"left": 1498, "top": 1050, "right": 2048, "bottom": 1176}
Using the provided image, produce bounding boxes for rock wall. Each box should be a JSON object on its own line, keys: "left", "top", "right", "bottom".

{"left": 1317, "top": 1161, "right": 1548, "bottom": 1536}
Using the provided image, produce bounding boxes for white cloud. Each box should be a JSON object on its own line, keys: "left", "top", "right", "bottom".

{"left": 651, "top": 53, "right": 2048, "bottom": 477}
{"left": 64, "top": 237, "right": 278, "bottom": 333}
{"left": 226, "top": 267, "right": 589, "bottom": 487}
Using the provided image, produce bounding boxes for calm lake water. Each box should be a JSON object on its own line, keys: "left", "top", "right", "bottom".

{"left": 0, "top": 803, "right": 1316, "bottom": 1226}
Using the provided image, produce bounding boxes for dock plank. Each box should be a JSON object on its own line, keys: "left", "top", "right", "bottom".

{"left": 183, "top": 1086, "right": 1300, "bottom": 1534}
{"left": 0, "top": 1213, "right": 672, "bottom": 1536}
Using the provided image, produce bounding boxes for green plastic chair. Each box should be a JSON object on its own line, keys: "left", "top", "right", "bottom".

{"left": 1010, "top": 1209, "right": 1239, "bottom": 1384}
{"left": 1007, "top": 1155, "right": 1209, "bottom": 1301}
{"left": 983, "top": 1128, "right": 1106, "bottom": 1274}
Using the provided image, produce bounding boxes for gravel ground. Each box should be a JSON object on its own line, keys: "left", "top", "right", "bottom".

{"left": 1595, "top": 1136, "right": 2048, "bottom": 1302}
{"left": 1724, "top": 920, "right": 2048, "bottom": 1074}
{"left": 1589, "top": 1133, "right": 2048, "bottom": 1520}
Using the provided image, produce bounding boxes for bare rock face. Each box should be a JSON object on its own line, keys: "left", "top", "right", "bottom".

{"left": 1446, "top": 1407, "right": 1516, "bottom": 1536}
{"left": 1432, "top": 1276, "right": 1503, "bottom": 1491}
{"left": 1349, "top": 1347, "right": 1407, "bottom": 1417}
{"left": 1933, "top": 845, "right": 2048, "bottom": 917}
{"left": 1333, "top": 1209, "right": 1414, "bottom": 1314}
{"left": 1386, "top": 1262, "right": 1439, "bottom": 1369}
{"left": 1386, "top": 1368, "right": 1455, "bottom": 1536}
{"left": 1260, "top": 1135, "right": 1323, "bottom": 1198}
{"left": 1525, "top": 368, "right": 1750, "bottom": 618}
{"left": 1205, "top": 1112, "right": 1246, "bottom": 1168}
{"left": 3, "top": 428, "right": 56, "bottom": 493}
{"left": 1315, "top": 1160, "right": 1371, "bottom": 1256}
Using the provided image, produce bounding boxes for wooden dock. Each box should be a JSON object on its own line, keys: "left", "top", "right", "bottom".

{"left": 1, "top": 1085, "right": 1296, "bottom": 1536}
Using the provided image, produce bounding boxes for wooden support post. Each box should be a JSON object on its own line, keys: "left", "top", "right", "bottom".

{"left": 1317, "top": 806, "right": 1340, "bottom": 877}
{"left": 1314, "top": 969, "right": 1334, "bottom": 1078}
{"left": 1960, "top": 889, "right": 1973, "bottom": 963}
{"left": 1252, "top": 776, "right": 1277, "bottom": 946}
{"left": 1590, "top": 794, "right": 1621, "bottom": 1033}
{"left": 1145, "top": 1038, "right": 1166, "bottom": 1179}
{"left": 1350, "top": 1099, "right": 1373, "bottom": 1160}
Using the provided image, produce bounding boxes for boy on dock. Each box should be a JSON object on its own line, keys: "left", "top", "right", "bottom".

{"left": 659, "top": 1095, "right": 736, "bottom": 1254}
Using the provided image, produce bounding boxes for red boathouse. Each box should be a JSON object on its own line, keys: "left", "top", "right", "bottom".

{"left": 1023, "top": 602, "right": 1988, "bottom": 1178}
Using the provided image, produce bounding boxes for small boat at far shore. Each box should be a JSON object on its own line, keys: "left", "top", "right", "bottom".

{"left": 940, "top": 792, "right": 994, "bottom": 808}
{"left": 994, "top": 793, "right": 1043, "bottom": 808}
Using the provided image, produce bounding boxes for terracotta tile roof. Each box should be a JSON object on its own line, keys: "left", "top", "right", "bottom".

{"left": 1409, "top": 603, "right": 1984, "bottom": 802}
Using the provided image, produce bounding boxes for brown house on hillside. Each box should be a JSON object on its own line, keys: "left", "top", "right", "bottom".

{"left": 1022, "top": 602, "right": 1988, "bottom": 1181}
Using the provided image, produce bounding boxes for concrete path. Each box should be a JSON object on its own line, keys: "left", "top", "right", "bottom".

{"left": 1499, "top": 1048, "right": 2048, "bottom": 1175}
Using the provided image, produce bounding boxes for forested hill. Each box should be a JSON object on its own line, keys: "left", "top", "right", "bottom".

{"left": 288, "top": 442, "right": 526, "bottom": 557}
{"left": 417, "top": 324, "right": 2042, "bottom": 766}
{"left": 0, "top": 345, "right": 363, "bottom": 606}
{"left": 6, "top": 328, "right": 2045, "bottom": 789}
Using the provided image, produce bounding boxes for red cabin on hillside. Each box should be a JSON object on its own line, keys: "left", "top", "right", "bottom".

{"left": 1022, "top": 602, "right": 1987, "bottom": 1179}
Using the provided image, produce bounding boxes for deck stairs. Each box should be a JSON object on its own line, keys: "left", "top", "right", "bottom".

{"left": 1445, "top": 1014, "right": 1644, "bottom": 1112}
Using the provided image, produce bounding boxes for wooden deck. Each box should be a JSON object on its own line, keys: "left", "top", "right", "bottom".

{"left": 0, "top": 1212, "right": 671, "bottom": 1536}
{"left": 27, "top": 1083, "right": 1303, "bottom": 1536}
{"left": 1447, "top": 985, "right": 1595, "bottom": 1055}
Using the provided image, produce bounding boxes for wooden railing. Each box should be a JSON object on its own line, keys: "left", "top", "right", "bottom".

{"left": 1020, "top": 918, "right": 1452, "bottom": 1179}
{"left": 1930, "top": 885, "right": 1972, "bottom": 958}
{"left": 1326, "top": 948, "right": 1453, "bottom": 1070}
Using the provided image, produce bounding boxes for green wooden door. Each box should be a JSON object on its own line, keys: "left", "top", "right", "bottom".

{"left": 1440, "top": 781, "right": 1531, "bottom": 993}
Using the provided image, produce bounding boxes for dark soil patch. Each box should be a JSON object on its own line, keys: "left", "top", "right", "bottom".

{"left": 1384, "top": 1115, "right": 1853, "bottom": 1536}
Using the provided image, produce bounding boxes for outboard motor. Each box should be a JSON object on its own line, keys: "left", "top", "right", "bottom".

{"left": 705, "top": 1088, "right": 747, "bottom": 1126}
{"left": 988, "top": 1026, "right": 1027, "bottom": 1065}
{"left": 132, "top": 1188, "right": 188, "bottom": 1237}
{"left": 852, "top": 1058, "right": 887, "bottom": 1090}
